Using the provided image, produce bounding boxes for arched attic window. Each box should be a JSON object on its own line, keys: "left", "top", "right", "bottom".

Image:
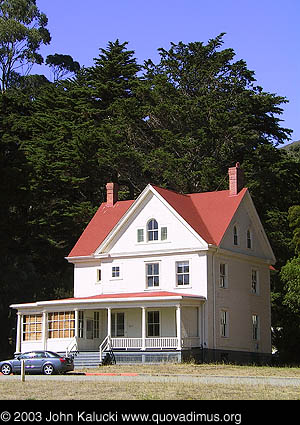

{"left": 147, "top": 219, "right": 159, "bottom": 241}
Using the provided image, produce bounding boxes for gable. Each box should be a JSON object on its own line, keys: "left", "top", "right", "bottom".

{"left": 67, "top": 184, "right": 249, "bottom": 259}
{"left": 102, "top": 190, "right": 208, "bottom": 254}
{"left": 220, "top": 191, "right": 275, "bottom": 263}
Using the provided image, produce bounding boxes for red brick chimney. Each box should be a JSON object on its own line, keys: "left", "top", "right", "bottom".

{"left": 106, "top": 182, "right": 119, "bottom": 206}
{"left": 228, "top": 163, "right": 244, "bottom": 196}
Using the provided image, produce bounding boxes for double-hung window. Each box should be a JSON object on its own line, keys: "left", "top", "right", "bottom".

{"left": 252, "top": 314, "right": 259, "bottom": 340}
{"left": 176, "top": 261, "right": 190, "bottom": 286}
{"left": 111, "top": 312, "right": 125, "bottom": 337}
{"left": 147, "top": 311, "right": 160, "bottom": 337}
{"left": 251, "top": 269, "right": 259, "bottom": 294}
{"left": 219, "top": 263, "right": 228, "bottom": 288}
{"left": 220, "top": 310, "right": 229, "bottom": 338}
{"left": 146, "top": 263, "right": 159, "bottom": 288}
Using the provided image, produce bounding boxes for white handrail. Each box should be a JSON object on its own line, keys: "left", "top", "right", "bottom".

{"left": 99, "top": 335, "right": 111, "bottom": 363}
{"left": 65, "top": 336, "right": 78, "bottom": 357}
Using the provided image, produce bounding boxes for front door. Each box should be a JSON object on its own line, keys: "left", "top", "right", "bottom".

{"left": 111, "top": 312, "right": 125, "bottom": 337}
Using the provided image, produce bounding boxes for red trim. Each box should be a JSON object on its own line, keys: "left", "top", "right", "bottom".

{"left": 63, "top": 291, "right": 203, "bottom": 302}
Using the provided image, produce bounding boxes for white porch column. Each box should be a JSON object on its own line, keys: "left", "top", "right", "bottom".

{"left": 107, "top": 307, "right": 112, "bottom": 348}
{"left": 42, "top": 311, "right": 47, "bottom": 350}
{"left": 74, "top": 309, "right": 79, "bottom": 338}
{"left": 16, "top": 313, "right": 22, "bottom": 353}
{"left": 176, "top": 305, "right": 182, "bottom": 350}
{"left": 141, "top": 307, "right": 146, "bottom": 350}
{"left": 197, "top": 306, "right": 202, "bottom": 345}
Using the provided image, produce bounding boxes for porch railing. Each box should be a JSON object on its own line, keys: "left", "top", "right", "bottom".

{"left": 110, "top": 337, "right": 178, "bottom": 350}
{"left": 99, "top": 336, "right": 202, "bottom": 358}
{"left": 145, "top": 337, "right": 178, "bottom": 349}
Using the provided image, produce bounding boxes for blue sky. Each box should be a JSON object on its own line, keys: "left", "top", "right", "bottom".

{"left": 36, "top": 0, "right": 300, "bottom": 144}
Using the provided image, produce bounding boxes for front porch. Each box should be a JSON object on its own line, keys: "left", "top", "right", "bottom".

{"left": 12, "top": 291, "right": 206, "bottom": 364}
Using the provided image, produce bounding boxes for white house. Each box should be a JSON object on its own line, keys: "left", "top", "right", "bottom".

{"left": 11, "top": 163, "right": 275, "bottom": 364}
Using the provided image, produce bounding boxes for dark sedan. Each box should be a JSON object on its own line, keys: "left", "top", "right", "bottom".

{"left": 0, "top": 350, "right": 74, "bottom": 375}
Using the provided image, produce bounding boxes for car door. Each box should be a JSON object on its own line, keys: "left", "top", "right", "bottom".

{"left": 28, "top": 352, "right": 46, "bottom": 372}
{"left": 15, "top": 352, "right": 34, "bottom": 373}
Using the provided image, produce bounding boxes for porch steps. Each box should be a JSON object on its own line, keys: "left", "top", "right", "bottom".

{"left": 73, "top": 351, "right": 100, "bottom": 369}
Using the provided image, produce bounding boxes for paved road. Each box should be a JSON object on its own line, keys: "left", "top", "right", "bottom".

{"left": 1, "top": 374, "right": 300, "bottom": 387}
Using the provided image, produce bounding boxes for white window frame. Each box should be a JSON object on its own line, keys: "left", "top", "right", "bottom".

{"left": 47, "top": 311, "right": 75, "bottom": 339}
{"left": 22, "top": 314, "right": 43, "bottom": 341}
{"left": 147, "top": 310, "right": 160, "bottom": 337}
{"left": 220, "top": 310, "right": 229, "bottom": 338}
{"left": 252, "top": 314, "right": 259, "bottom": 340}
{"left": 93, "top": 311, "right": 100, "bottom": 339}
{"left": 110, "top": 264, "right": 122, "bottom": 280}
{"left": 146, "top": 262, "right": 160, "bottom": 288}
{"left": 96, "top": 268, "right": 102, "bottom": 283}
{"left": 78, "top": 311, "right": 84, "bottom": 338}
{"left": 111, "top": 311, "right": 126, "bottom": 337}
{"left": 137, "top": 228, "right": 144, "bottom": 243}
{"left": 251, "top": 269, "right": 259, "bottom": 294}
{"left": 147, "top": 218, "right": 159, "bottom": 241}
{"left": 233, "top": 225, "right": 239, "bottom": 246}
{"left": 86, "top": 318, "right": 94, "bottom": 339}
{"left": 161, "top": 226, "right": 168, "bottom": 241}
{"left": 219, "top": 263, "right": 228, "bottom": 288}
{"left": 176, "top": 260, "right": 190, "bottom": 287}
{"left": 247, "top": 229, "right": 252, "bottom": 249}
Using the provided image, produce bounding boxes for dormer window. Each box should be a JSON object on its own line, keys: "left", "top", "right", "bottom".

{"left": 147, "top": 219, "right": 158, "bottom": 241}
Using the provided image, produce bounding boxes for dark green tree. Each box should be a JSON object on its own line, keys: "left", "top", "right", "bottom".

{"left": 140, "top": 34, "right": 292, "bottom": 193}
{"left": 46, "top": 54, "right": 80, "bottom": 81}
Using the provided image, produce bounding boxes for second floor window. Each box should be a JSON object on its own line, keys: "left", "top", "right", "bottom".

{"left": 146, "top": 263, "right": 159, "bottom": 288}
{"left": 176, "top": 261, "right": 190, "bottom": 286}
{"left": 219, "top": 263, "right": 228, "bottom": 288}
{"left": 251, "top": 269, "right": 258, "bottom": 294}
{"left": 147, "top": 219, "right": 159, "bottom": 241}
{"left": 112, "top": 266, "right": 120, "bottom": 278}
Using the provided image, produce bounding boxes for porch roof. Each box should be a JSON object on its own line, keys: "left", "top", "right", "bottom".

{"left": 10, "top": 291, "right": 205, "bottom": 310}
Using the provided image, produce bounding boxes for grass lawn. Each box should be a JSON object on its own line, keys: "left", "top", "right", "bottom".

{"left": 1, "top": 363, "right": 300, "bottom": 400}
{"left": 1, "top": 380, "right": 300, "bottom": 400}
{"left": 76, "top": 362, "right": 300, "bottom": 377}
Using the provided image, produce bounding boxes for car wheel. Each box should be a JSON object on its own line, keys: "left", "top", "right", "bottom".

{"left": 1, "top": 364, "right": 12, "bottom": 375}
{"left": 43, "top": 364, "right": 55, "bottom": 375}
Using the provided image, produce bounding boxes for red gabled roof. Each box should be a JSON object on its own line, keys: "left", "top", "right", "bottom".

{"left": 68, "top": 200, "right": 134, "bottom": 257}
{"left": 153, "top": 186, "right": 247, "bottom": 245}
{"left": 68, "top": 185, "right": 247, "bottom": 257}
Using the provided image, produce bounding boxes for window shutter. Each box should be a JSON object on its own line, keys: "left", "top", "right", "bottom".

{"left": 161, "top": 226, "right": 168, "bottom": 240}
